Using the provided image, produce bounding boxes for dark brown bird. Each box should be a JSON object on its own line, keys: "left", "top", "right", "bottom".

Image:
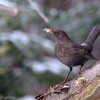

{"left": 44, "top": 28, "right": 96, "bottom": 85}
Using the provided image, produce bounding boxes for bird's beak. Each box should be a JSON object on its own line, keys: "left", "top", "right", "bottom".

{"left": 43, "top": 28, "right": 54, "bottom": 33}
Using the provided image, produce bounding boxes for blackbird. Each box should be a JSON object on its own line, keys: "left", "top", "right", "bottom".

{"left": 44, "top": 28, "right": 96, "bottom": 85}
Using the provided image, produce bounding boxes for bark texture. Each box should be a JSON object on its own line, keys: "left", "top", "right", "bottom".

{"left": 36, "top": 60, "right": 100, "bottom": 100}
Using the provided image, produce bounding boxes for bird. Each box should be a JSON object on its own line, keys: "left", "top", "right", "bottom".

{"left": 43, "top": 28, "right": 97, "bottom": 86}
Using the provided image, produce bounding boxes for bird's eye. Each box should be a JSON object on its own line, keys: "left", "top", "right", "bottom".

{"left": 55, "top": 32, "right": 59, "bottom": 36}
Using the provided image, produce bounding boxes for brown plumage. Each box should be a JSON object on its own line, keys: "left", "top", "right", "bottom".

{"left": 44, "top": 28, "right": 96, "bottom": 85}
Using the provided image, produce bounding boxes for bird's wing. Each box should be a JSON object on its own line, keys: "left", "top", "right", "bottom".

{"left": 71, "top": 42, "right": 93, "bottom": 59}
{"left": 63, "top": 42, "right": 85, "bottom": 55}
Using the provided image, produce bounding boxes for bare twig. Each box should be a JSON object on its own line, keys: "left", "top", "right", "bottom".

{"left": 28, "top": 0, "right": 50, "bottom": 23}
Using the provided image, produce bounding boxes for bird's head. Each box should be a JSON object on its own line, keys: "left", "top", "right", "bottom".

{"left": 43, "top": 28, "right": 70, "bottom": 42}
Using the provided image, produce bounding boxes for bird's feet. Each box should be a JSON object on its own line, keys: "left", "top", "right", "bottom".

{"left": 53, "top": 81, "right": 65, "bottom": 89}
{"left": 52, "top": 81, "right": 70, "bottom": 93}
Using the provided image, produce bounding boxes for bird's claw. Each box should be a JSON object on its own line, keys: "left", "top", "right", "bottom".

{"left": 53, "top": 83, "right": 70, "bottom": 93}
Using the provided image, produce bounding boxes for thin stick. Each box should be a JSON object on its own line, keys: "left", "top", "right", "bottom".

{"left": 28, "top": 0, "right": 50, "bottom": 23}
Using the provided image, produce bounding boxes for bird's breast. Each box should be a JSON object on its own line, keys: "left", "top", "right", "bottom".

{"left": 55, "top": 43, "right": 77, "bottom": 66}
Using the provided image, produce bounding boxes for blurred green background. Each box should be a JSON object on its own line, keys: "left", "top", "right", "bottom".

{"left": 0, "top": 0, "right": 100, "bottom": 100}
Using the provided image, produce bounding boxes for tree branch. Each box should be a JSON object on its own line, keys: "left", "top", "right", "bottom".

{"left": 35, "top": 59, "right": 100, "bottom": 100}
{"left": 28, "top": 0, "right": 50, "bottom": 23}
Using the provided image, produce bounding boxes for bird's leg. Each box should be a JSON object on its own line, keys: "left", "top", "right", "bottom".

{"left": 79, "top": 64, "right": 83, "bottom": 74}
{"left": 75, "top": 64, "right": 83, "bottom": 78}
{"left": 62, "top": 65, "right": 83, "bottom": 85}
{"left": 53, "top": 67, "right": 72, "bottom": 90}
{"left": 61, "top": 66, "right": 72, "bottom": 85}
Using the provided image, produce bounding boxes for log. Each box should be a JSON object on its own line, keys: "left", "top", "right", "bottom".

{"left": 35, "top": 59, "right": 100, "bottom": 100}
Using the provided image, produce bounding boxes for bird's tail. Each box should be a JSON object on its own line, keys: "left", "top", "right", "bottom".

{"left": 81, "top": 25, "right": 100, "bottom": 53}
